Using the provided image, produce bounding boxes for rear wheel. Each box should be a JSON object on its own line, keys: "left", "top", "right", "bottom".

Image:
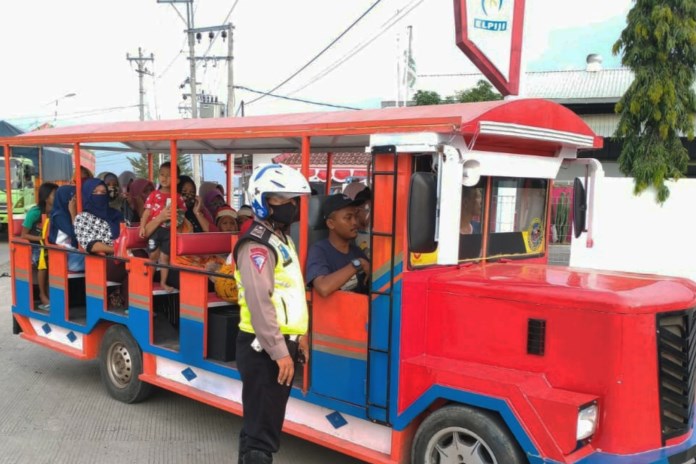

{"left": 99, "top": 325, "right": 153, "bottom": 403}
{"left": 411, "top": 405, "right": 527, "bottom": 464}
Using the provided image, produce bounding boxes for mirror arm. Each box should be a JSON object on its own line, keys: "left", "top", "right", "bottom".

{"left": 564, "top": 158, "right": 604, "bottom": 248}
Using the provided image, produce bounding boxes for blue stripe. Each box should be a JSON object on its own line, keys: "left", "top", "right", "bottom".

{"left": 253, "top": 163, "right": 280, "bottom": 181}
{"left": 393, "top": 385, "right": 540, "bottom": 459}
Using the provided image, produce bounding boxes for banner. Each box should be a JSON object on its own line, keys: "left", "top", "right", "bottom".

{"left": 454, "top": 0, "right": 525, "bottom": 96}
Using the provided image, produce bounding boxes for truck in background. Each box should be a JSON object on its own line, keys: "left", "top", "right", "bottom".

{"left": 0, "top": 156, "right": 35, "bottom": 229}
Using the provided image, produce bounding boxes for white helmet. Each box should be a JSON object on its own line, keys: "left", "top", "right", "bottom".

{"left": 248, "top": 163, "right": 311, "bottom": 219}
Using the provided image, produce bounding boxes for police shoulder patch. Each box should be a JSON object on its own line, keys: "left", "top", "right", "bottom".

{"left": 250, "top": 247, "right": 269, "bottom": 273}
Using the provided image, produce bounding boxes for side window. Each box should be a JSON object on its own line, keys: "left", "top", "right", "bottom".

{"left": 487, "top": 178, "right": 548, "bottom": 259}
{"left": 458, "top": 179, "right": 486, "bottom": 262}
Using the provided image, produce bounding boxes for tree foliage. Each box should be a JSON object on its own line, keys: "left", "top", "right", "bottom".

{"left": 413, "top": 90, "right": 442, "bottom": 106}
{"left": 454, "top": 80, "right": 503, "bottom": 103}
{"left": 413, "top": 80, "right": 502, "bottom": 106}
{"left": 127, "top": 153, "right": 193, "bottom": 180}
{"left": 613, "top": 0, "right": 696, "bottom": 202}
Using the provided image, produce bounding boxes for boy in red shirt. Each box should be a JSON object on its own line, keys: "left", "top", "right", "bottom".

{"left": 139, "top": 162, "right": 186, "bottom": 291}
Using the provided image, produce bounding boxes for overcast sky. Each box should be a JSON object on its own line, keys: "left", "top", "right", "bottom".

{"left": 0, "top": 0, "right": 633, "bottom": 179}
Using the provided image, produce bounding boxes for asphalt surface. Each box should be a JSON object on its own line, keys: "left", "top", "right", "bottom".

{"left": 0, "top": 234, "right": 365, "bottom": 464}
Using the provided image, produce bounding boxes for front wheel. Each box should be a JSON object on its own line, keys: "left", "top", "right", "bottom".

{"left": 411, "top": 405, "right": 527, "bottom": 464}
{"left": 99, "top": 325, "right": 153, "bottom": 403}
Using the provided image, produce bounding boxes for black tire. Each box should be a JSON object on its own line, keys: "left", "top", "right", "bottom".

{"left": 99, "top": 325, "right": 153, "bottom": 404}
{"left": 411, "top": 405, "right": 527, "bottom": 464}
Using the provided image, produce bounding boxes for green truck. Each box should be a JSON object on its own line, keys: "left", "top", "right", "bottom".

{"left": 0, "top": 156, "right": 36, "bottom": 231}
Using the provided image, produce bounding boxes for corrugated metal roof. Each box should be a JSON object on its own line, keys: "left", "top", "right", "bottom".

{"left": 416, "top": 68, "right": 635, "bottom": 103}
{"left": 580, "top": 114, "right": 620, "bottom": 137}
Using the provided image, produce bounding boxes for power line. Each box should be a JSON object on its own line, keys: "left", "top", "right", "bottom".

{"left": 235, "top": 85, "right": 360, "bottom": 110}
{"left": 288, "top": 0, "right": 426, "bottom": 96}
{"left": 2, "top": 105, "right": 139, "bottom": 122}
{"left": 246, "top": 0, "right": 384, "bottom": 106}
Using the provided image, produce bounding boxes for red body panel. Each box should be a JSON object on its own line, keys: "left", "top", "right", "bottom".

{"left": 399, "top": 263, "right": 696, "bottom": 460}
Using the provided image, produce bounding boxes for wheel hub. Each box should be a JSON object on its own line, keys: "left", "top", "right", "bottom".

{"left": 107, "top": 342, "right": 132, "bottom": 388}
{"left": 426, "top": 427, "right": 497, "bottom": 464}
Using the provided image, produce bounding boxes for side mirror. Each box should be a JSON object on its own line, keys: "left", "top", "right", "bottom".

{"left": 573, "top": 177, "right": 587, "bottom": 238}
{"left": 408, "top": 172, "right": 437, "bottom": 253}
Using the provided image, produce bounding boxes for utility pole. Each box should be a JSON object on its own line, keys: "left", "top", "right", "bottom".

{"left": 226, "top": 23, "right": 235, "bottom": 117}
{"left": 127, "top": 47, "right": 155, "bottom": 121}
{"left": 185, "top": 2, "right": 201, "bottom": 186}
{"left": 185, "top": 3, "right": 199, "bottom": 119}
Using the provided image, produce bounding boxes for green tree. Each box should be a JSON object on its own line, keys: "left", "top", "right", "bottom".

{"left": 613, "top": 0, "right": 696, "bottom": 202}
{"left": 127, "top": 153, "right": 193, "bottom": 180}
{"left": 453, "top": 80, "right": 502, "bottom": 103}
{"left": 413, "top": 90, "right": 442, "bottom": 106}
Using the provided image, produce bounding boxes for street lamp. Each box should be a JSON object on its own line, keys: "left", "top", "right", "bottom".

{"left": 53, "top": 92, "right": 77, "bottom": 124}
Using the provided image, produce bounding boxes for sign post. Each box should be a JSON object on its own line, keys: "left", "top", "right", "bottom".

{"left": 454, "top": 0, "right": 526, "bottom": 96}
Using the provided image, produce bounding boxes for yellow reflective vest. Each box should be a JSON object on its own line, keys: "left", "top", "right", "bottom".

{"left": 234, "top": 223, "right": 308, "bottom": 335}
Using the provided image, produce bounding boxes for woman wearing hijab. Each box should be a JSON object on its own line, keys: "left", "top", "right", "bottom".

{"left": 203, "top": 188, "right": 228, "bottom": 219}
{"left": 123, "top": 178, "right": 155, "bottom": 225}
{"left": 118, "top": 170, "right": 136, "bottom": 194}
{"left": 97, "top": 171, "right": 125, "bottom": 212}
{"left": 74, "top": 179, "right": 127, "bottom": 307}
{"left": 48, "top": 185, "right": 84, "bottom": 272}
{"left": 178, "top": 175, "right": 214, "bottom": 232}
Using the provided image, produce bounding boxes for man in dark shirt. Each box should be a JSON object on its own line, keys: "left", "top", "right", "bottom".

{"left": 305, "top": 194, "right": 370, "bottom": 297}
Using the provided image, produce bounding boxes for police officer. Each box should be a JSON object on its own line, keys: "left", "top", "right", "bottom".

{"left": 233, "top": 163, "right": 311, "bottom": 464}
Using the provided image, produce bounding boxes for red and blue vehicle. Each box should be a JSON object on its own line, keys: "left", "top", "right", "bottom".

{"left": 4, "top": 99, "right": 696, "bottom": 463}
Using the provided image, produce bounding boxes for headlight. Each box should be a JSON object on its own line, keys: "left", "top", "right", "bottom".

{"left": 577, "top": 403, "right": 599, "bottom": 440}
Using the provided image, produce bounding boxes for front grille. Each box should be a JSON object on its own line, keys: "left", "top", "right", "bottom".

{"left": 657, "top": 309, "right": 696, "bottom": 442}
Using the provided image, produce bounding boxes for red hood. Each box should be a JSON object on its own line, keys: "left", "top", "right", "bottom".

{"left": 426, "top": 263, "right": 696, "bottom": 314}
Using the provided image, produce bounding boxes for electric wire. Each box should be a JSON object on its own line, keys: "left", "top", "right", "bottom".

{"left": 246, "top": 0, "right": 384, "bottom": 106}
{"left": 2, "top": 105, "right": 139, "bottom": 122}
{"left": 235, "top": 86, "right": 360, "bottom": 110}
{"left": 288, "top": 0, "right": 426, "bottom": 96}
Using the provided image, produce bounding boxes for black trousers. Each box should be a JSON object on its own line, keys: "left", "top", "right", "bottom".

{"left": 236, "top": 330, "right": 298, "bottom": 460}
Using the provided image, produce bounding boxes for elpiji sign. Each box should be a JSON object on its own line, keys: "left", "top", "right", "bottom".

{"left": 454, "top": 0, "right": 526, "bottom": 96}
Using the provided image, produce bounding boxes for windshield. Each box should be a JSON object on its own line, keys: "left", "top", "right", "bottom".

{"left": 487, "top": 178, "right": 548, "bottom": 259}
{"left": 0, "top": 160, "right": 19, "bottom": 191}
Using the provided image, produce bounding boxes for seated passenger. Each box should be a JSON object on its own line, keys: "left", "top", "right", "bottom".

{"left": 48, "top": 185, "right": 84, "bottom": 272}
{"left": 21, "top": 182, "right": 58, "bottom": 309}
{"left": 306, "top": 194, "right": 370, "bottom": 297}
{"left": 74, "top": 178, "right": 127, "bottom": 306}
{"left": 215, "top": 205, "right": 239, "bottom": 232}
{"left": 237, "top": 205, "right": 254, "bottom": 234}
{"left": 343, "top": 182, "right": 372, "bottom": 256}
{"left": 97, "top": 171, "right": 126, "bottom": 213}
{"left": 118, "top": 170, "right": 136, "bottom": 195}
{"left": 460, "top": 187, "right": 482, "bottom": 235}
{"left": 123, "top": 178, "right": 154, "bottom": 225}
{"left": 203, "top": 188, "right": 228, "bottom": 219}
{"left": 178, "top": 175, "right": 213, "bottom": 232}
{"left": 459, "top": 186, "right": 483, "bottom": 261}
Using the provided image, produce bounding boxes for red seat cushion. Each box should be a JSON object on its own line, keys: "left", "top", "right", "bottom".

{"left": 13, "top": 218, "right": 23, "bottom": 237}
{"left": 177, "top": 232, "right": 236, "bottom": 256}
{"left": 124, "top": 227, "right": 147, "bottom": 250}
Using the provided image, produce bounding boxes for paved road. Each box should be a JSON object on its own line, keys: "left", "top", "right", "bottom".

{"left": 0, "top": 230, "right": 8, "bottom": 269}
{"left": 0, "top": 272, "right": 365, "bottom": 463}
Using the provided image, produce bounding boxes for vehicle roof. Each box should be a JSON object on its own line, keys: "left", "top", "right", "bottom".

{"left": 0, "top": 99, "right": 602, "bottom": 156}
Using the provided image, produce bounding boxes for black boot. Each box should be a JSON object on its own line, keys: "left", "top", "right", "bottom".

{"left": 243, "top": 449, "right": 273, "bottom": 464}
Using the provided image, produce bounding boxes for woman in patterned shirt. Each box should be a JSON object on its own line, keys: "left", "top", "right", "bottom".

{"left": 74, "top": 178, "right": 128, "bottom": 305}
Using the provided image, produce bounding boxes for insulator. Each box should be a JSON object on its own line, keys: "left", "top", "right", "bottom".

{"left": 221, "top": 30, "right": 227, "bottom": 41}
{"left": 196, "top": 32, "right": 202, "bottom": 43}
{"left": 209, "top": 31, "right": 215, "bottom": 40}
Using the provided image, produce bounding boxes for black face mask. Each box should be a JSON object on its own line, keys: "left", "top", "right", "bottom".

{"left": 269, "top": 202, "right": 298, "bottom": 226}
{"left": 107, "top": 186, "right": 119, "bottom": 200}
{"left": 183, "top": 193, "right": 195, "bottom": 209}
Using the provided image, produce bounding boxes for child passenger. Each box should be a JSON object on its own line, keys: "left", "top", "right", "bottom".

{"left": 21, "top": 182, "right": 58, "bottom": 310}
{"left": 138, "top": 162, "right": 186, "bottom": 292}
